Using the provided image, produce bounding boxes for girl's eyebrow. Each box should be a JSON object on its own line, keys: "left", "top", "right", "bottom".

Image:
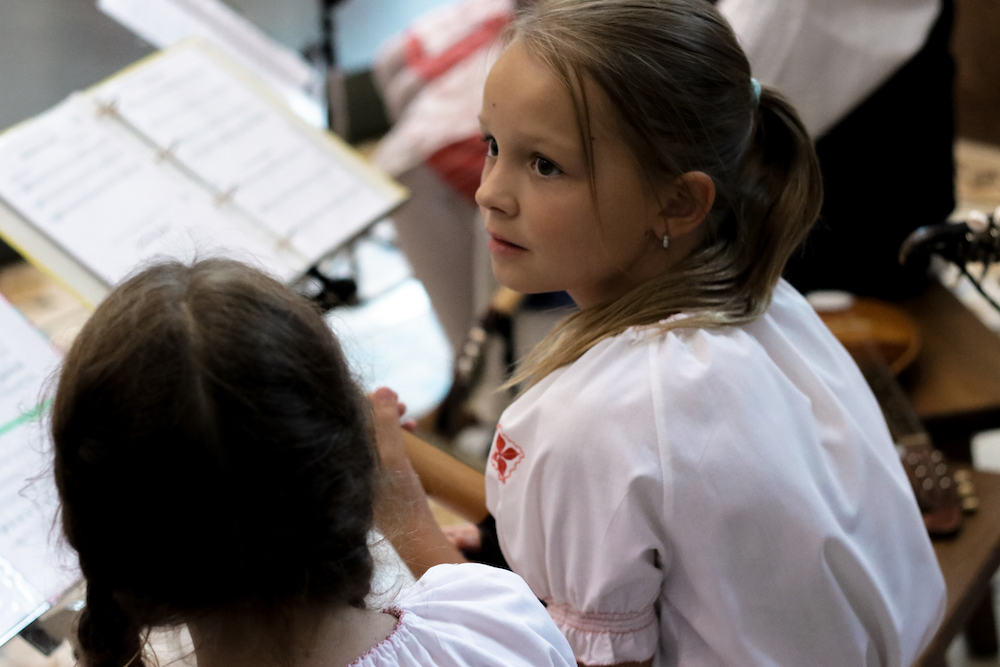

{"left": 514, "top": 131, "right": 579, "bottom": 155}
{"left": 479, "top": 111, "right": 580, "bottom": 155}
{"left": 478, "top": 120, "right": 577, "bottom": 153}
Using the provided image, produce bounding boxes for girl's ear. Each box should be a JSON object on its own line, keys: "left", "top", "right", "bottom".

{"left": 657, "top": 171, "right": 716, "bottom": 239}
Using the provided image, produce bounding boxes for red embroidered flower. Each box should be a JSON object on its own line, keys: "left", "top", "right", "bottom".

{"left": 491, "top": 429, "right": 524, "bottom": 483}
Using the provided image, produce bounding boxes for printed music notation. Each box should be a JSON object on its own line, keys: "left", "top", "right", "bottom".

{"left": 0, "top": 297, "right": 77, "bottom": 644}
{"left": 0, "top": 94, "right": 303, "bottom": 285}
{"left": 0, "top": 42, "right": 405, "bottom": 291}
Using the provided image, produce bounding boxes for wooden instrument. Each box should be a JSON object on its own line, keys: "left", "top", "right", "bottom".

{"left": 815, "top": 294, "right": 977, "bottom": 537}
{"left": 403, "top": 429, "right": 488, "bottom": 524}
{"left": 434, "top": 286, "right": 525, "bottom": 437}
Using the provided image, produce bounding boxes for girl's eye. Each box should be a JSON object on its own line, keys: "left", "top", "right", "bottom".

{"left": 533, "top": 157, "right": 562, "bottom": 177}
{"left": 483, "top": 136, "right": 498, "bottom": 157}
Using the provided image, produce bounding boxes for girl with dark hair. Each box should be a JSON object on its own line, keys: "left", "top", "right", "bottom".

{"left": 51, "top": 258, "right": 575, "bottom": 667}
{"left": 376, "top": 0, "right": 946, "bottom": 665}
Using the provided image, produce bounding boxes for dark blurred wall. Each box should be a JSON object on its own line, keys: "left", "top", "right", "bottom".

{"left": 0, "top": 0, "right": 325, "bottom": 134}
{"left": 953, "top": 0, "right": 1000, "bottom": 145}
{"left": 0, "top": 0, "right": 151, "bottom": 132}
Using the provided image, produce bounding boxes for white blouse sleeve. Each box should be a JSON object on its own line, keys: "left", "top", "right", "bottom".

{"left": 487, "top": 334, "right": 670, "bottom": 665}
{"left": 717, "top": 0, "right": 940, "bottom": 136}
{"left": 395, "top": 563, "right": 577, "bottom": 666}
{"left": 489, "top": 283, "right": 945, "bottom": 666}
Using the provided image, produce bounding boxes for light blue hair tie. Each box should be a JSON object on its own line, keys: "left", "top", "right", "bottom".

{"left": 751, "top": 77, "right": 762, "bottom": 105}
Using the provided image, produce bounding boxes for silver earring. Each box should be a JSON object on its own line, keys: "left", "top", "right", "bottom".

{"left": 662, "top": 234, "right": 670, "bottom": 250}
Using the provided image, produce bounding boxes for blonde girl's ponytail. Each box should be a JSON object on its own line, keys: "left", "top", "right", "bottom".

{"left": 505, "top": 0, "right": 823, "bottom": 389}
{"left": 731, "top": 86, "right": 823, "bottom": 313}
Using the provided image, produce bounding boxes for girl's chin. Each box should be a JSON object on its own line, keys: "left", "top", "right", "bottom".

{"left": 490, "top": 260, "right": 532, "bottom": 292}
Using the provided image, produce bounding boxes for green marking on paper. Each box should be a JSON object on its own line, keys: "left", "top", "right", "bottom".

{"left": 0, "top": 399, "right": 52, "bottom": 438}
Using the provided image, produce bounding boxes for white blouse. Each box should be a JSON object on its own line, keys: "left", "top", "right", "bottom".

{"left": 718, "top": 0, "right": 941, "bottom": 137}
{"left": 486, "top": 280, "right": 945, "bottom": 666}
{"left": 354, "top": 563, "right": 576, "bottom": 666}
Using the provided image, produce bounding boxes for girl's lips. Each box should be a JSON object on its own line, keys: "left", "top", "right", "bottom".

{"left": 488, "top": 234, "right": 527, "bottom": 257}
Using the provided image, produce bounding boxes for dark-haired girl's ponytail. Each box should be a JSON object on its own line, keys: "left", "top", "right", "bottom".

{"left": 736, "top": 87, "right": 823, "bottom": 299}
{"left": 76, "top": 584, "right": 146, "bottom": 667}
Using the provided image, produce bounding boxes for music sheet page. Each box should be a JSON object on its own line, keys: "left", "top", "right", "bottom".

{"left": 91, "top": 46, "right": 394, "bottom": 259}
{"left": 97, "top": 0, "right": 325, "bottom": 126}
{"left": 0, "top": 94, "right": 306, "bottom": 286}
{"left": 0, "top": 298, "right": 76, "bottom": 642}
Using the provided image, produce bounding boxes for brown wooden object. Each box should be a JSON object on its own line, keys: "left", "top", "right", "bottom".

{"left": 402, "top": 430, "right": 488, "bottom": 524}
{"left": 818, "top": 297, "right": 921, "bottom": 374}
{"left": 902, "top": 281, "right": 1000, "bottom": 420}
{"left": 916, "top": 469, "right": 1000, "bottom": 666}
{"left": 898, "top": 281, "right": 1000, "bottom": 462}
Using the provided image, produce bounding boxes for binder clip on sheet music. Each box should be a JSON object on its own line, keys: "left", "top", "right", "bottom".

{"left": 0, "top": 297, "right": 78, "bottom": 647}
{"left": 0, "top": 41, "right": 406, "bottom": 307}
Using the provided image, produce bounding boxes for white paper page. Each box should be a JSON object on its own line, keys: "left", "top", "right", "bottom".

{"left": 98, "top": 0, "right": 325, "bottom": 127}
{"left": 92, "top": 47, "right": 394, "bottom": 260}
{"left": 0, "top": 95, "right": 307, "bottom": 286}
{"left": 0, "top": 551, "right": 44, "bottom": 647}
{"left": 0, "top": 420, "right": 75, "bottom": 612}
{"left": 0, "top": 298, "right": 76, "bottom": 644}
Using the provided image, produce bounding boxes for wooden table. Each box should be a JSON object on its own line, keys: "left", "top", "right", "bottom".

{"left": 917, "top": 469, "right": 1000, "bottom": 666}
{"left": 901, "top": 282, "right": 1000, "bottom": 664}
{"left": 903, "top": 281, "right": 1000, "bottom": 458}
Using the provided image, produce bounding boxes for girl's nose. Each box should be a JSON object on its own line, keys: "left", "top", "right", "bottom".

{"left": 476, "top": 162, "right": 517, "bottom": 216}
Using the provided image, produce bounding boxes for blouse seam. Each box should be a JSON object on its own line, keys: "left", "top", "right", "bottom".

{"left": 555, "top": 614, "right": 658, "bottom": 637}
{"left": 647, "top": 334, "right": 674, "bottom": 533}
{"left": 346, "top": 607, "right": 405, "bottom": 666}
{"left": 547, "top": 602, "right": 657, "bottom": 635}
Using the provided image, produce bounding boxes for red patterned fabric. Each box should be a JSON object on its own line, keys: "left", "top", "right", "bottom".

{"left": 373, "top": 0, "right": 513, "bottom": 182}
{"left": 425, "top": 136, "right": 487, "bottom": 203}
{"left": 490, "top": 428, "right": 524, "bottom": 483}
{"left": 404, "top": 15, "right": 511, "bottom": 84}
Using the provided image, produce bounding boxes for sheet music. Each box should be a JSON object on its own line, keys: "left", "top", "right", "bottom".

{"left": 0, "top": 298, "right": 76, "bottom": 644}
{"left": 0, "top": 94, "right": 306, "bottom": 286}
{"left": 98, "top": 0, "right": 325, "bottom": 127}
{"left": 91, "top": 47, "right": 391, "bottom": 259}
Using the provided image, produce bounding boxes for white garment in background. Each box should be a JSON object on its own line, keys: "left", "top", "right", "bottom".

{"left": 486, "top": 280, "right": 945, "bottom": 667}
{"left": 354, "top": 563, "right": 576, "bottom": 666}
{"left": 718, "top": 0, "right": 941, "bottom": 136}
{"left": 373, "top": 0, "right": 511, "bottom": 177}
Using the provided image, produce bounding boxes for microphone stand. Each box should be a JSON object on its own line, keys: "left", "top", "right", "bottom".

{"left": 901, "top": 209, "right": 1000, "bottom": 316}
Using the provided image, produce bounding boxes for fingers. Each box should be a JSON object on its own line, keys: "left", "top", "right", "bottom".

{"left": 371, "top": 390, "right": 402, "bottom": 435}
{"left": 372, "top": 386, "right": 409, "bottom": 422}
{"left": 371, "top": 386, "right": 399, "bottom": 410}
{"left": 370, "top": 387, "right": 421, "bottom": 481}
{"left": 442, "top": 523, "right": 482, "bottom": 552}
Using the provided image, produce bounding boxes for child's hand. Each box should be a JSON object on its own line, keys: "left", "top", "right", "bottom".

{"left": 370, "top": 387, "right": 468, "bottom": 576}
{"left": 370, "top": 387, "right": 416, "bottom": 476}
{"left": 375, "top": 387, "right": 418, "bottom": 431}
{"left": 442, "top": 523, "right": 482, "bottom": 554}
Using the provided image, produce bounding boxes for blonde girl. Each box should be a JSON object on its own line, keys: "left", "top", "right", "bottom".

{"left": 376, "top": 0, "right": 946, "bottom": 665}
